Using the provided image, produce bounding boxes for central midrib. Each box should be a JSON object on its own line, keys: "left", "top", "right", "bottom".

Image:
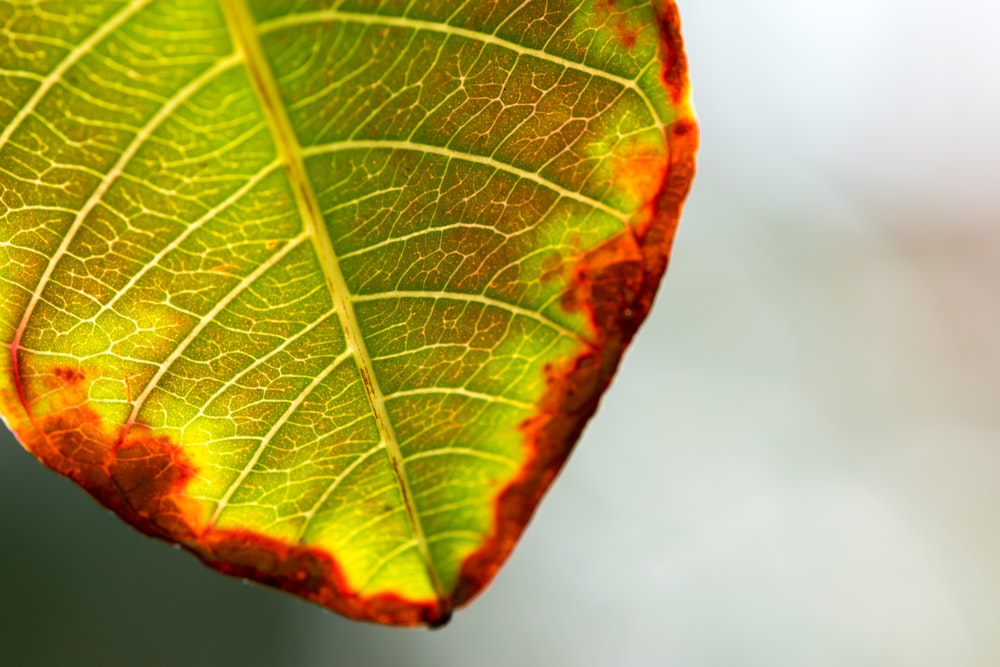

{"left": 219, "top": 0, "right": 447, "bottom": 606}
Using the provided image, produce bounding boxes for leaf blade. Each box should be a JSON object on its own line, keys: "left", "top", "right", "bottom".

{"left": 0, "top": 0, "right": 697, "bottom": 625}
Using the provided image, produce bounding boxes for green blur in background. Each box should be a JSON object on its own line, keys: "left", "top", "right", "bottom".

{"left": 3, "top": 0, "right": 999, "bottom": 665}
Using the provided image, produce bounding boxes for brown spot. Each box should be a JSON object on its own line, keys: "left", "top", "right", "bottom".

{"left": 539, "top": 237, "right": 582, "bottom": 306}
{"left": 452, "top": 0, "right": 698, "bottom": 609}
{"left": 593, "top": 0, "right": 640, "bottom": 51}
{"left": 672, "top": 118, "right": 696, "bottom": 138}
{"left": 539, "top": 252, "right": 562, "bottom": 282}
{"left": 617, "top": 26, "right": 639, "bottom": 51}
{"left": 7, "top": 350, "right": 449, "bottom": 627}
{"left": 50, "top": 365, "right": 85, "bottom": 388}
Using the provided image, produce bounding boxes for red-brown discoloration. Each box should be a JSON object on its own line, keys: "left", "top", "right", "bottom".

{"left": 618, "top": 27, "right": 639, "bottom": 51}
{"left": 51, "top": 366, "right": 85, "bottom": 387}
{"left": 453, "top": 0, "right": 697, "bottom": 609}
{"left": 196, "top": 528, "right": 447, "bottom": 626}
{"left": 13, "top": 391, "right": 201, "bottom": 543}
{"left": 611, "top": 141, "right": 671, "bottom": 224}
{"left": 210, "top": 262, "right": 239, "bottom": 273}
{"left": 655, "top": 1, "right": 689, "bottom": 104}
{"left": 594, "top": 0, "right": 641, "bottom": 51}
{"left": 8, "top": 354, "right": 448, "bottom": 627}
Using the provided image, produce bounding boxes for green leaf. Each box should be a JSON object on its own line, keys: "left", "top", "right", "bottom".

{"left": 0, "top": 0, "right": 696, "bottom": 626}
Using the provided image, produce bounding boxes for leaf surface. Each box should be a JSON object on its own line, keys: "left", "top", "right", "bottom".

{"left": 0, "top": 0, "right": 696, "bottom": 625}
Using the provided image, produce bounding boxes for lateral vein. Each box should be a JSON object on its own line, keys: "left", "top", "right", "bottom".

{"left": 303, "top": 139, "right": 630, "bottom": 223}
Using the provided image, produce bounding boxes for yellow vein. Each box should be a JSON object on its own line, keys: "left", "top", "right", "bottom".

{"left": 386, "top": 386, "right": 534, "bottom": 411}
{"left": 209, "top": 348, "right": 353, "bottom": 526}
{"left": 354, "top": 539, "right": 419, "bottom": 590}
{"left": 405, "top": 447, "right": 519, "bottom": 468}
{"left": 351, "top": 290, "right": 590, "bottom": 345}
{"left": 371, "top": 341, "right": 477, "bottom": 362}
{"left": 221, "top": 0, "right": 447, "bottom": 605}
{"left": 336, "top": 221, "right": 516, "bottom": 261}
{"left": 329, "top": 501, "right": 403, "bottom": 549}
{"left": 0, "top": 0, "right": 153, "bottom": 151}
{"left": 257, "top": 8, "right": 663, "bottom": 129}
{"left": 303, "top": 139, "right": 629, "bottom": 222}
{"left": 3, "top": 344, "right": 149, "bottom": 368}
{"left": 428, "top": 530, "right": 482, "bottom": 543}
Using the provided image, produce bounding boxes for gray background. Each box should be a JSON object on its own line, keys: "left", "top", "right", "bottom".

{"left": 3, "top": 0, "right": 999, "bottom": 664}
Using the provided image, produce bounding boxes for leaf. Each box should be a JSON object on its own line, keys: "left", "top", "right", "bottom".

{"left": 0, "top": 0, "right": 696, "bottom": 626}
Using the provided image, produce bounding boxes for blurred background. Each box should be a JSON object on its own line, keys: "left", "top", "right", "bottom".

{"left": 3, "top": 0, "right": 999, "bottom": 664}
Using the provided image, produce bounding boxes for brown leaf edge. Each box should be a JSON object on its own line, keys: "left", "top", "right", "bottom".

{"left": 450, "top": 0, "right": 698, "bottom": 613}
{"left": 1, "top": 0, "right": 697, "bottom": 628}
{"left": 4, "top": 364, "right": 445, "bottom": 625}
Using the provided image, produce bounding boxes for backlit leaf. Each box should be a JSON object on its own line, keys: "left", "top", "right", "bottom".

{"left": 0, "top": 0, "right": 696, "bottom": 625}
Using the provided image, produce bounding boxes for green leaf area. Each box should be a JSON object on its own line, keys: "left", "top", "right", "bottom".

{"left": 0, "top": 0, "right": 695, "bottom": 626}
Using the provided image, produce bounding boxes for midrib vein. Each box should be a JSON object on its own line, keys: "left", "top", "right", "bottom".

{"left": 220, "top": 0, "right": 447, "bottom": 606}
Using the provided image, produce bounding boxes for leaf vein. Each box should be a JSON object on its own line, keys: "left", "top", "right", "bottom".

{"left": 303, "top": 139, "right": 628, "bottom": 221}
{"left": 351, "top": 290, "right": 589, "bottom": 345}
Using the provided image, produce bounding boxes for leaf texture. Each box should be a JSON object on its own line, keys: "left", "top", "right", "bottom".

{"left": 0, "top": 0, "right": 697, "bottom": 625}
